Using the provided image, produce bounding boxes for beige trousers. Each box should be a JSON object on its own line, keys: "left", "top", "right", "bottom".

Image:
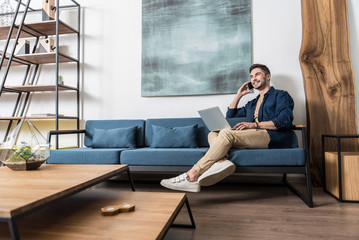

{"left": 192, "top": 129, "right": 270, "bottom": 174}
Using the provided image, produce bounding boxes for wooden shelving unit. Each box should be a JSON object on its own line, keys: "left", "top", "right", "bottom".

{"left": 0, "top": 116, "right": 78, "bottom": 120}
{"left": 0, "top": 20, "right": 77, "bottom": 40}
{"left": 0, "top": 0, "right": 81, "bottom": 148}
{"left": 322, "top": 134, "right": 359, "bottom": 203}
{"left": 2, "top": 84, "right": 77, "bottom": 93}
{"left": 0, "top": 52, "right": 77, "bottom": 66}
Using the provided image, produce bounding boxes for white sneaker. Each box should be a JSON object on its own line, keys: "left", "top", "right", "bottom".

{"left": 198, "top": 160, "right": 236, "bottom": 186}
{"left": 160, "top": 173, "right": 201, "bottom": 193}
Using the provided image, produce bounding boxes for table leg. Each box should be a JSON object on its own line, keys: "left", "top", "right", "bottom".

{"left": 8, "top": 218, "right": 20, "bottom": 240}
{"left": 172, "top": 197, "right": 196, "bottom": 228}
{"left": 185, "top": 198, "right": 196, "bottom": 228}
{"left": 127, "top": 169, "right": 136, "bottom": 191}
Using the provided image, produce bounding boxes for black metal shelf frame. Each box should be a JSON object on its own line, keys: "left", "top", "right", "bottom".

{"left": 0, "top": 0, "right": 81, "bottom": 149}
{"left": 322, "top": 134, "right": 359, "bottom": 203}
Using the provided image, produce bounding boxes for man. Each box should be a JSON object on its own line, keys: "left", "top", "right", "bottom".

{"left": 161, "top": 64, "right": 294, "bottom": 192}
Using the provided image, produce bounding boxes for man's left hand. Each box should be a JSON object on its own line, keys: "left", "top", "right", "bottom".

{"left": 234, "top": 122, "right": 256, "bottom": 130}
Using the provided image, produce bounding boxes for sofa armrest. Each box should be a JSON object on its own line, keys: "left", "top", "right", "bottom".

{"left": 47, "top": 129, "right": 86, "bottom": 144}
{"left": 290, "top": 125, "right": 307, "bottom": 148}
{"left": 291, "top": 124, "right": 306, "bottom": 130}
{"left": 291, "top": 124, "right": 309, "bottom": 166}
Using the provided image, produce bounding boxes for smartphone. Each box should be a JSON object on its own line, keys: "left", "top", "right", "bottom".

{"left": 247, "top": 82, "right": 254, "bottom": 90}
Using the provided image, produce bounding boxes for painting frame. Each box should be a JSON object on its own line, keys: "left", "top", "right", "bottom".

{"left": 142, "top": 0, "right": 252, "bottom": 97}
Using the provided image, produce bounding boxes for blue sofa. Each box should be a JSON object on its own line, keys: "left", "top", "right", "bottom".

{"left": 47, "top": 117, "right": 313, "bottom": 207}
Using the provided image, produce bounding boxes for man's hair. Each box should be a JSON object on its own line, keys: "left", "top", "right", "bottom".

{"left": 249, "top": 64, "right": 271, "bottom": 75}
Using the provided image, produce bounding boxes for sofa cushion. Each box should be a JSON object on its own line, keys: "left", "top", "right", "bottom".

{"left": 150, "top": 124, "right": 198, "bottom": 148}
{"left": 84, "top": 119, "right": 145, "bottom": 148}
{"left": 120, "top": 148, "right": 208, "bottom": 166}
{"left": 228, "top": 148, "right": 305, "bottom": 166}
{"left": 47, "top": 148, "right": 124, "bottom": 164}
{"left": 145, "top": 117, "right": 249, "bottom": 148}
{"left": 92, "top": 126, "right": 137, "bottom": 148}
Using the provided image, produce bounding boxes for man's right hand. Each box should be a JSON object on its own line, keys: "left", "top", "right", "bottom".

{"left": 229, "top": 81, "right": 253, "bottom": 109}
{"left": 237, "top": 81, "right": 253, "bottom": 97}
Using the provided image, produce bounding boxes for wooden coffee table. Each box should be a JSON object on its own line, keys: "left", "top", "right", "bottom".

{"left": 0, "top": 164, "right": 135, "bottom": 240}
{"left": 0, "top": 190, "right": 195, "bottom": 240}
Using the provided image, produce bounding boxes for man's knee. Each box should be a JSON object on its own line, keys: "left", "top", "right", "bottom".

{"left": 218, "top": 129, "right": 235, "bottom": 143}
{"left": 208, "top": 131, "right": 218, "bottom": 138}
{"left": 219, "top": 128, "right": 234, "bottom": 136}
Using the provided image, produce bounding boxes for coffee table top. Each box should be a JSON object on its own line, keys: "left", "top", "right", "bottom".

{"left": 0, "top": 164, "right": 128, "bottom": 219}
{"left": 0, "top": 190, "right": 187, "bottom": 240}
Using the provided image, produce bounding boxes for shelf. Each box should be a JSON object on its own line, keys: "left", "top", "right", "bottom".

{"left": 0, "top": 52, "right": 77, "bottom": 66}
{"left": 17, "top": 52, "right": 77, "bottom": 64}
{"left": 325, "top": 151, "right": 359, "bottom": 201}
{"left": 0, "top": 116, "right": 78, "bottom": 120}
{"left": 0, "top": 3, "right": 81, "bottom": 149}
{"left": 0, "top": 20, "right": 78, "bottom": 40}
{"left": 2, "top": 84, "right": 78, "bottom": 93}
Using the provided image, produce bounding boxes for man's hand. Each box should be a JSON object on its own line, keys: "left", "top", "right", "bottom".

{"left": 229, "top": 81, "right": 253, "bottom": 110}
{"left": 234, "top": 122, "right": 257, "bottom": 130}
{"left": 234, "top": 121, "right": 277, "bottom": 131}
{"left": 236, "top": 81, "right": 253, "bottom": 97}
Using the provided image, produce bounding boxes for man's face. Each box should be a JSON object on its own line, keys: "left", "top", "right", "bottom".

{"left": 250, "top": 68, "right": 270, "bottom": 90}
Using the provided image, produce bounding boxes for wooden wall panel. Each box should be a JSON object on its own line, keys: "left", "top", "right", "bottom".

{"left": 300, "top": 0, "right": 358, "bottom": 186}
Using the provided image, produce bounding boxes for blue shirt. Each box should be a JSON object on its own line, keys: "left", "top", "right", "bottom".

{"left": 226, "top": 86, "right": 296, "bottom": 148}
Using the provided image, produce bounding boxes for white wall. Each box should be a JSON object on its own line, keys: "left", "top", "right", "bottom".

{"left": 81, "top": 0, "right": 307, "bottom": 123}
{"left": 1, "top": 0, "right": 359, "bottom": 145}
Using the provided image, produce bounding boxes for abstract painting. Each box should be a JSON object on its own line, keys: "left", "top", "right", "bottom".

{"left": 142, "top": 0, "right": 252, "bottom": 96}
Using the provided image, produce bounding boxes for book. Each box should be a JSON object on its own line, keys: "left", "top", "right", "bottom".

{"left": 31, "top": 113, "right": 65, "bottom": 117}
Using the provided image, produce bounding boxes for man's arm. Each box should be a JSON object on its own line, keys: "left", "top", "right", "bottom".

{"left": 233, "top": 90, "right": 294, "bottom": 131}
{"left": 229, "top": 81, "right": 252, "bottom": 109}
{"left": 234, "top": 120, "right": 277, "bottom": 130}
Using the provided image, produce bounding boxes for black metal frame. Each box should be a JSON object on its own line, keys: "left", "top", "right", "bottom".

{"left": 322, "top": 134, "right": 359, "bottom": 203}
{"left": 129, "top": 126, "right": 314, "bottom": 208}
{"left": 51, "top": 125, "right": 313, "bottom": 207}
{"left": 0, "top": 165, "right": 135, "bottom": 240}
{"left": 171, "top": 198, "right": 196, "bottom": 228}
{"left": 0, "top": 0, "right": 81, "bottom": 149}
{"left": 47, "top": 128, "right": 85, "bottom": 145}
{"left": 159, "top": 197, "right": 196, "bottom": 240}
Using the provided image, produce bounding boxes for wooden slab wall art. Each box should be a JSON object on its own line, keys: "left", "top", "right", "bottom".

{"left": 300, "top": 0, "right": 358, "bottom": 186}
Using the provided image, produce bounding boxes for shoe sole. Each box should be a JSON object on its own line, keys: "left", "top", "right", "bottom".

{"left": 160, "top": 180, "right": 201, "bottom": 193}
{"left": 198, "top": 164, "right": 236, "bottom": 186}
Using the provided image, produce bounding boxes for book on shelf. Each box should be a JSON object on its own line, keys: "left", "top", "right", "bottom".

{"left": 30, "top": 113, "right": 65, "bottom": 117}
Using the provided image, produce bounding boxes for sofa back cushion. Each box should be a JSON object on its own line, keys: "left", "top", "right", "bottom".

{"left": 150, "top": 124, "right": 198, "bottom": 148}
{"left": 146, "top": 118, "right": 208, "bottom": 147}
{"left": 84, "top": 120, "right": 145, "bottom": 148}
{"left": 92, "top": 126, "right": 137, "bottom": 148}
{"left": 145, "top": 117, "right": 249, "bottom": 147}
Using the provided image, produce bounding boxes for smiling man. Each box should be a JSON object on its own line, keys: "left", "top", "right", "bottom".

{"left": 161, "top": 64, "right": 295, "bottom": 192}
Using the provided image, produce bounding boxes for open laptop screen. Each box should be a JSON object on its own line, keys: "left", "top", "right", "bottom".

{"left": 198, "top": 106, "right": 232, "bottom": 131}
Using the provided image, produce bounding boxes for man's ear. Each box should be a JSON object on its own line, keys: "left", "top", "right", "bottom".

{"left": 266, "top": 74, "right": 271, "bottom": 81}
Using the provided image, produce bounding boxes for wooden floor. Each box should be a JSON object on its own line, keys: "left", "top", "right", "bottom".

{"left": 2, "top": 173, "right": 359, "bottom": 239}
{"left": 107, "top": 174, "right": 359, "bottom": 240}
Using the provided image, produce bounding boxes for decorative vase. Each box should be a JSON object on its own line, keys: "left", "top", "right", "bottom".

{"left": 0, "top": 0, "right": 14, "bottom": 26}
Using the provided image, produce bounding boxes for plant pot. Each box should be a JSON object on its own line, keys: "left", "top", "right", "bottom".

{"left": 0, "top": 144, "right": 50, "bottom": 171}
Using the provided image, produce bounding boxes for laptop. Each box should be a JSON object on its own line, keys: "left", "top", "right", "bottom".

{"left": 198, "top": 106, "right": 234, "bottom": 131}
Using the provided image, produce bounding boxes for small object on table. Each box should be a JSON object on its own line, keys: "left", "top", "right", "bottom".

{"left": 101, "top": 203, "right": 135, "bottom": 216}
